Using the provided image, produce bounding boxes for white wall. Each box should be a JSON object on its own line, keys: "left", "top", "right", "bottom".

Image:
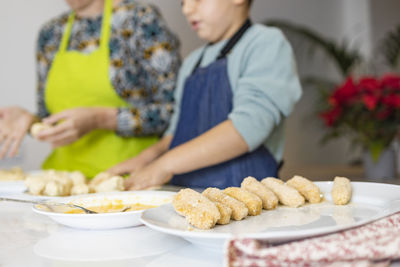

{"left": 370, "top": 0, "right": 400, "bottom": 73}
{"left": 0, "top": 0, "right": 68, "bottom": 170}
{"left": 371, "top": 0, "right": 400, "bottom": 47}
{"left": 1, "top": 0, "right": 399, "bottom": 170}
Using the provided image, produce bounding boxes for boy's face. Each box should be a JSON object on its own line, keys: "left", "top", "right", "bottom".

{"left": 182, "top": 0, "right": 247, "bottom": 43}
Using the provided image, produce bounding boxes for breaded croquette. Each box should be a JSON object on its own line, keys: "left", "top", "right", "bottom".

{"left": 173, "top": 189, "right": 221, "bottom": 230}
{"left": 224, "top": 187, "right": 262, "bottom": 216}
{"left": 202, "top": 188, "right": 248, "bottom": 220}
{"left": 332, "top": 177, "right": 352, "bottom": 205}
{"left": 266, "top": 177, "right": 284, "bottom": 184}
{"left": 241, "top": 176, "right": 278, "bottom": 210}
{"left": 286, "top": 175, "right": 322, "bottom": 204}
{"left": 261, "top": 177, "right": 305, "bottom": 208}
{"left": 215, "top": 202, "right": 232, "bottom": 225}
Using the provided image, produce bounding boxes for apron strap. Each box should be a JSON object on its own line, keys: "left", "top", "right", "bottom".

{"left": 59, "top": 13, "right": 75, "bottom": 53}
{"left": 191, "top": 19, "right": 253, "bottom": 74}
{"left": 58, "top": 0, "right": 113, "bottom": 54}
{"left": 100, "top": 0, "right": 113, "bottom": 52}
{"left": 216, "top": 19, "right": 252, "bottom": 60}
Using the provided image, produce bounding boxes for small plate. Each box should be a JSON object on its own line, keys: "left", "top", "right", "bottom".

{"left": 0, "top": 181, "right": 26, "bottom": 194}
{"left": 33, "top": 190, "right": 176, "bottom": 230}
{"left": 140, "top": 182, "right": 400, "bottom": 251}
{"left": 34, "top": 226, "right": 187, "bottom": 262}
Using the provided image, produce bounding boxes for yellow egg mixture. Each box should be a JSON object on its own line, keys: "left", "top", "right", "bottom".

{"left": 65, "top": 199, "right": 156, "bottom": 214}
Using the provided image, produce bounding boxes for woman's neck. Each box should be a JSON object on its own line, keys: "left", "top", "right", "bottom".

{"left": 75, "top": 0, "right": 122, "bottom": 18}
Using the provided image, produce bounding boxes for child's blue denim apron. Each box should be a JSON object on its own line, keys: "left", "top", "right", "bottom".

{"left": 169, "top": 20, "right": 278, "bottom": 188}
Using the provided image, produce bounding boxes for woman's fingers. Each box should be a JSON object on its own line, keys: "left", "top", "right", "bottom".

{"left": 50, "top": 130, "right": 78, "bottom": 148}
{"left": 8, "top": 134, "right": 24, "bottom": 157}
{"left": 0, "top": 137, "right": 14, "bottom": 159}
{"left": 39, "top": 121, "right": 80, "bottom": 147}
{"left": 0, "top": 132, "right": 6, "bottom": 144}
{"left": 37, "top": 121, "right": 71, "bottom": 140}
{"left": 0, "top": 107, "right": 35, "bottom": 158}
{"left": 36, "top": 121, "right": 77, "bottom": 147}
{"left": 42, "top": 111, "right": 70, "bottom": 125}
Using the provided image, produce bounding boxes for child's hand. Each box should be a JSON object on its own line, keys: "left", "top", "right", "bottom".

{"left": 124, "top": 159, "right": 173, "bottom": 190}
{"left": 107, "top": 155, "right": 150, "bottom": 176}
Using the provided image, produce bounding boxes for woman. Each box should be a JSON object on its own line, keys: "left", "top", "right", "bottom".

{"left": 0, "top": 0, "right": 180, "bottom": 177}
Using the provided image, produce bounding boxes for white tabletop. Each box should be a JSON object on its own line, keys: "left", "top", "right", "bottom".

{"left": 0, "top": 194, "right": 224, "bottom": 267}
{"left": 3, "top": 180, "right": 400, "bottom": 267}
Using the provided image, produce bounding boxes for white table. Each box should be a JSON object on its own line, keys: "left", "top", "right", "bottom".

{"left": 3, "top": 180, "right": 400, "bottom": 267}
{"left": 0, "top": 194, "right": 224, "bottom": 267}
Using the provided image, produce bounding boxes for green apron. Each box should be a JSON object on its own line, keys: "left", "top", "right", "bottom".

{"left": 43, "top": 0, "right": 158, "bottom": 177}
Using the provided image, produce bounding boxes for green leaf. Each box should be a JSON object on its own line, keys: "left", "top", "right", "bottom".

{"left": 380, "top": 25, "right": 400, "bottom": 69}
{"left": 368, "top": 142, "right": 385, "bottom": 163}
{"left": 264, "top": 19, "right": 362, "bottom": 77}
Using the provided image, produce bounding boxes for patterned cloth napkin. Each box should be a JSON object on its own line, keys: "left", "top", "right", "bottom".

{"left": 226, "top": 212, "right": 400, "bottom": 267}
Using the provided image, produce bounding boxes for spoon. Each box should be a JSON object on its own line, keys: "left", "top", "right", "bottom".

{"left": 0, "top": 197, "right": 97, "bottom": 214}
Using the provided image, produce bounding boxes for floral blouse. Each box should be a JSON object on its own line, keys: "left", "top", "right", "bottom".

{"left": 36, "top": 0, "right": 181, "bottom": 136}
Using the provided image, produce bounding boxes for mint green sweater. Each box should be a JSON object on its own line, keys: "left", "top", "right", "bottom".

{"left": 165, "top": 24, "right": 302, "bottom": 161}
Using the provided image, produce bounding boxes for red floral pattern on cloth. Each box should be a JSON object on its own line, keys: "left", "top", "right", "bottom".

{"left": 226, "top": 212, "right": 400, "bottom": 267}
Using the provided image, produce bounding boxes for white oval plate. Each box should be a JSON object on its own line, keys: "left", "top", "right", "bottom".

{"left": 140, "top": 182, "right": 400, "bottom": 251}
{"left": 33, "top": 190, "right": 176, "bottom": 230}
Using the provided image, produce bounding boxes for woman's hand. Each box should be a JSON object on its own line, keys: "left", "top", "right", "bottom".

{"left": 38, "top": 107, "right": 117, "bottom": 148}
{"left": 124, "top": 158, "right": 173, "bottom": 190}
{"left": 0, "top": 107, "right": 36, "bottom": 158}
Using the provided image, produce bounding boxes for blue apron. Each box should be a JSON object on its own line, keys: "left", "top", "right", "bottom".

{"left": 169, "top": 20, "right": 278, "bottom": 189}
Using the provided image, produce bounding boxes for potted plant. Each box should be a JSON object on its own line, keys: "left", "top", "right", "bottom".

{"left": 320, "top": 75, "right": 400, "bottom": 179}
{"left": 265, "top": 20, "right": 400, "bottom": 179}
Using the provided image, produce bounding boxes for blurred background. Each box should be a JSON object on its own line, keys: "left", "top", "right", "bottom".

{"left": 1, "top": 0, "right": 399, "bottom": 180}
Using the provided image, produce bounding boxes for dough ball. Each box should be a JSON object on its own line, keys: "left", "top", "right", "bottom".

{"left": 71, "top": 184, "right": 90, "bottom": 195}
{"left": 44, "top": 180, "right": 69, "bottom": 196}
{"left": 25, "top": 176, "right": 47, "bottom": 195}
{"left": 69, "top": 171, "right": 87, "bottom": 186}
{"left": 94, "top": 176, "right": 124, "bottom": 193}
{"left": 30, "top": 122, "right": 52, "bottom": 138}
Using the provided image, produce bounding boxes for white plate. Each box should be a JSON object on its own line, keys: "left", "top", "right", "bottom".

{"left": 34, "top": 226, "right": 188, "bottom": 262}
{"left": 140, "top": 182, "right": 400, "bottom": 251}
{"left": 33, "top": 190, "right": 176, "bottom": 230}
{"left": 0, "top": 181, "right": 26, "bottom": 194}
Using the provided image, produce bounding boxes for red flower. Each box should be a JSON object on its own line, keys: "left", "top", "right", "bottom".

{"left": 381, "top": 74, "right": 400, "bottom": 90}
{"left": 320, "top": 107, "right": 342, "bottom": 127}
{"left": 362, "top": 94, "right": 378, "bottom": 110}
{"left": 358, "top": 77, "right": 380, "bottom": 93}
{"left": 320, "top": 74, "right": 400, "bottom": 153}
{"left": 382, "top": 95, "right": 400, "bottom": 108}
{"left": 330, "top": 77, "right": 358, "bottom": 106}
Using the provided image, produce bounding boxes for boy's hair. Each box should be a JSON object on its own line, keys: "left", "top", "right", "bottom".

{"left": 248, "top": 0, "right": 253, "bottom": 7}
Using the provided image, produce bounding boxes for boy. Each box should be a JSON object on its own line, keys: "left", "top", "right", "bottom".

{"left": 109, "top": 0, "right": 302, "bottom": 189}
